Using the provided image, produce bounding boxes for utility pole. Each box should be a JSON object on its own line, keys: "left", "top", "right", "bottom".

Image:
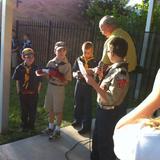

{"left": 134, "top": 0, "right": 155, "bottom": 99}
{"left": 0, "top": 0, "right": 13, "bottom": 133}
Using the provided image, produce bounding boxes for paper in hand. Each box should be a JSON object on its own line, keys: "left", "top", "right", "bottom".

{"left": 77, "top": 59, "right": 87, "bottom": 80}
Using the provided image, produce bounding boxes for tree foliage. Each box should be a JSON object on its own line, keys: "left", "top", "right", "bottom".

{"left": 85, "top": 0, "right": 160, "bottom": 33}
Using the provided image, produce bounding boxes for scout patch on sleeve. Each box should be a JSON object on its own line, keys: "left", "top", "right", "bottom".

{"left": 116, "top": 74, "right": 128, "bottom": 89}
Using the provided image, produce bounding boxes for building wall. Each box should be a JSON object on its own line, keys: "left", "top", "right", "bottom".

{"left": 12, "top": 0, "right": 89, "bottom": 24}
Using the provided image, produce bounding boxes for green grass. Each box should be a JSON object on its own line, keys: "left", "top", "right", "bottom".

{"left": 0, "top": 79, "right": 97, "bottom": 145}
{"left": 0, "top": 79, "right": 75, "bottom": 145}
{"left": 0, "top": 76, "right": 141, "bottom": 145}
{"left": 0, "top": 76, "right": 142, "bottom": 145}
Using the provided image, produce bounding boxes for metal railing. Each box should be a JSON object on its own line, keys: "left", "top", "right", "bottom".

{"left": 14, "top": 18, "right": 160, "bottom": 103}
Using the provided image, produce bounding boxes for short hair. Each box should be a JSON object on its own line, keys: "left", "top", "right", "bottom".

{"left": 109, "top": 37, "right": 128, "bottom": 58}
{"left": 82, "top": 41, "right": 93, "bottom": 51}
{"left": 99, "top": 15, "right": 117, "bottom": 27}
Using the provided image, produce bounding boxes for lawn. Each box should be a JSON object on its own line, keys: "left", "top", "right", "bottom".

{"left": 1, "top": 76, "right": 138, "bottom": 145}
{"left": 0, "top": 79, "right": 97, "bottom": 145}
{"left": 0, "top": 79, "right": 74, "bottom": 145}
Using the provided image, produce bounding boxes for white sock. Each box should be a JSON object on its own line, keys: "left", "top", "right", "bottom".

{"left": 49, "top": 123, "right": 54, "bottom": 130}
{"left": 55, "top": 125, "right": 60, "bottom": 131}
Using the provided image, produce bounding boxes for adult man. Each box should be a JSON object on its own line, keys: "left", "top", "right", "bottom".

{"left": 97, "top": 15, "right": 137, "bottom": 116}
{"left": 99, "top": 15, "right": 137, "bottom": 72}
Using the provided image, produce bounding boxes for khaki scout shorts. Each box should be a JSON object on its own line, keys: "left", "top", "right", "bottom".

{"left": 44, "top": 83, "right": 65, "bottom": 113}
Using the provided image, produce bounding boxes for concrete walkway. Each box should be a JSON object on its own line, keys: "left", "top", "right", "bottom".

{"left": 0, "top": 126, "right": 92, "bottom": 160}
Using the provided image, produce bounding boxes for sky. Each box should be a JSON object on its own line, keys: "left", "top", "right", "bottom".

{"left": 127, "top": 0, "right": 143, "bottom": 7}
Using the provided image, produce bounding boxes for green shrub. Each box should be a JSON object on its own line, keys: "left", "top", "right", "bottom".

{"left": 85, "top": 0, "right": 160, "bottom": 33}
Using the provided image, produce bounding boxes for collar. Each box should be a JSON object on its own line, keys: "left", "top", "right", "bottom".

{"left": 80, "top": 56, "right": 94, "bottom": 62}
{"left": 108, "top": 61, "right": 128, "bottom": 70}
{"left": 53, "top": 56, "right": 68, "bottom": 63}
{"left": 111, "top": 28, "right": 122, "bottom": 36}
{"left": 23, "top": 62, "right": 33, "bottom": 68}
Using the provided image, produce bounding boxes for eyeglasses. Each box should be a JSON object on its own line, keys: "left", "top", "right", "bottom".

{"left": 23, "top": 55, "right": 34, "bottom": 59}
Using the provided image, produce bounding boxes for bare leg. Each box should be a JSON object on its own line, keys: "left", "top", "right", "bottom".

{"left": 49, "top": 111, "right": 55, "bottom": 123}
{"left": 56, "top": 112, "right": 63, "bottom": 127}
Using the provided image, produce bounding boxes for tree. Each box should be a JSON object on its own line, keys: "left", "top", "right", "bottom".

{"left": 85, "top": 0, "right": 160, "bottom": 33}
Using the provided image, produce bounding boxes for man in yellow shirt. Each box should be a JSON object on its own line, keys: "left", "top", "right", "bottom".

{"left": 99, "top": 15, "right": 137, "bottom": 72}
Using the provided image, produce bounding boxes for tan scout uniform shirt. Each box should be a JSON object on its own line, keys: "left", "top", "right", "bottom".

{"left": 47, "top": 57, "right": 72, "bottom": 85}
{"left": 101, "top": 28, "right": 137, "bottom": 72}
{"left": 97, "top": 62, "right": 129, "bottom": 109}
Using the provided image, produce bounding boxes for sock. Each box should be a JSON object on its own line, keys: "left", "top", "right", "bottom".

{"left": 55, "top": 125, "right": 60, "bottom": 131}
{"left": 49, "top": 123, "right": 54, "bottom": 130}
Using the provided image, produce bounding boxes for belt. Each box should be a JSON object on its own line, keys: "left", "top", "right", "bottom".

{"left": 49, "top": 82, "right": 64, "bottom": 86}
{"left": 21, "top": 91, "right": 35, "bottom": 95}
{"left": 99, "top": 104, "right": 115, "bottom": 110}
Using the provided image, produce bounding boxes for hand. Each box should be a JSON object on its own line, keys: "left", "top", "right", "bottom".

{"left": 86, "top": 68, "right": 94, "bottom": 76}
{"left": 94, "top": 67, "right": 99, "bottom": 74}
{"left": 76, "top": 71, "right": 83, "bottom": 79}
{"left": 35, "top": 69, "right": 49, "bottom": 76}
{"left": 93, "top": 67, "right": 103, "bottom": 80}
{"left": 85, "top": 74, "right": 96, "bottom": 87}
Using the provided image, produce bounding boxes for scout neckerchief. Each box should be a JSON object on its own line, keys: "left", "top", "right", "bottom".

{"left": 23, "top": 63, "right": 32, "bottom": 89}
{"left": 80, "top": 56, "right": 94, "bottom": 69}
{"left": 77, "top": 56, "right": 94, "bottom": 80}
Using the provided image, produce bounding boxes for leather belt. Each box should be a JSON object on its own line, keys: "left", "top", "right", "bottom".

{"left": 21, "top": 91, "right": 35, "bottom": 95}
{"left": 99, "top": 104, "right": 115, "bottom": 110}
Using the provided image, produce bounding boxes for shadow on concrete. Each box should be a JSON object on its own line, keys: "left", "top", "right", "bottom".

{"left": 0, "top": 126, "right": 92, "bottom": 160}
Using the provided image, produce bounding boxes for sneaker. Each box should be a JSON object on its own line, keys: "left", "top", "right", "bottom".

{"left": 49, "top": 130, "right": 61, "bottom": 140}
{"left": 78, "top": 127, "right": 90, "bottom": 134}
{"left": 41, "top": 128, "right": 54, "bottom": 135}
{"left": 71, "top": 120, "right": 81, "bottom": 128}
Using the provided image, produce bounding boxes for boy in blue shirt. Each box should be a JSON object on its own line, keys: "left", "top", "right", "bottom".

{"left": 12, "top": 48, "right": 42, "bottom": 131}
{"left": 72, "top": 41, "right": 97, "bottom": 134}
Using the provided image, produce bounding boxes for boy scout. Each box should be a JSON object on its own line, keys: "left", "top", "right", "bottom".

{"left": 72, "top": 41, "right": 97, "bottom": 134}
{"left": 12, "top": 48, "right": 42, "bottom": 131}
{"left": 42, "top": 41, "right": 72, "bottom": 139}
{"left": 85, "top": 37, "right": 129, "bottom": 160}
